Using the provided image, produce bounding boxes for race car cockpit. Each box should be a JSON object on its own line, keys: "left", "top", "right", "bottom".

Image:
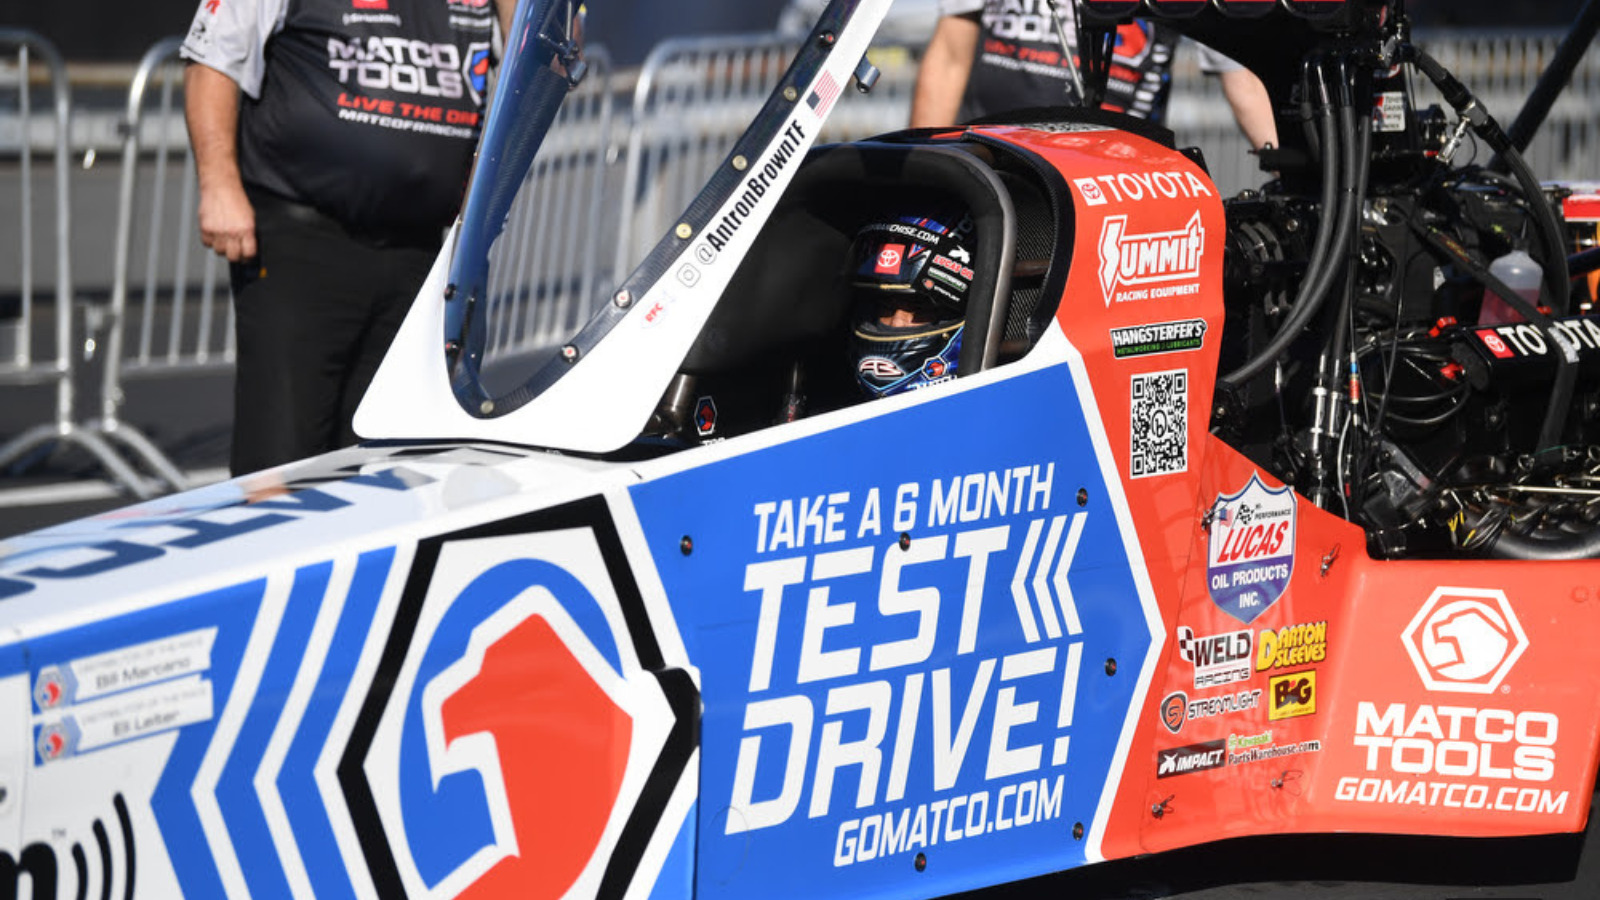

{"left": 649, "top": 119, "right": 1148, "bottom": 444}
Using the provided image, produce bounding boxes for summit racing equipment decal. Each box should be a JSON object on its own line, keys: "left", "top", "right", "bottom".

{"left": 1206, "top": 474, "right": 1295, "bottom": 624}
{"left": 350, "top": 501, "right": 695, "bottom": 900}
{"left": 628, "top": 363, "right": 1158, "bottom": 899}
{"left": 1402, "top": 588, "right": 1528, "bottom": 694}
{"left": 1098, "top": 211, "right": 1204, "bottom": 306}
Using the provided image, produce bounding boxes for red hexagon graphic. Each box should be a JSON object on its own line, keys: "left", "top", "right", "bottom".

{"left": 1401, "top": 587, "right": 1529, "bottom": 694}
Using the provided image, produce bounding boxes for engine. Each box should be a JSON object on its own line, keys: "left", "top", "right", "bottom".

{"left": 1209, "top": 33, "right": 1600, "bottom": 560}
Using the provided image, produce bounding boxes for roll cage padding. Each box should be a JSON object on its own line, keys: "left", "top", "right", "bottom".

{"left": 683, "top": 141, "right": 1017, "bottom": 381}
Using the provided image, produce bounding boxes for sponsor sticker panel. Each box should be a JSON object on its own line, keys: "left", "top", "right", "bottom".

{"left": 628, "top": 364, "right": 1156, "bottom": 899}
{"left": 1332, "top": 588, "right": 1575, "bottom": 824}
{"left": 1206, "top": 474, "right": 1296, "bottom": 625}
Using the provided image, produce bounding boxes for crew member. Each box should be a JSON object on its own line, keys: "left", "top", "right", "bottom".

{"left": 181, "top": 0, "right": 517, "bottom": 475}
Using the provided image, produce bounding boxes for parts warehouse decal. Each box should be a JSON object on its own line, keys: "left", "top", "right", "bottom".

{"left": 1206, "top": 474, "right": 1295, "bottom": 624}
{"left": 626, "top": 365, "right": 1155, "bottom": 897}
{"left": 1110, "top": 318, "right": 1207, "bottom": 358}
{"left": 701, "top": 119, "right": 807, "bottom": 255}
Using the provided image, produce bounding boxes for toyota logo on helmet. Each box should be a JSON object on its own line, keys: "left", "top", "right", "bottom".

{"left": 846, "top": 211, "right": 975, "bottom": 398}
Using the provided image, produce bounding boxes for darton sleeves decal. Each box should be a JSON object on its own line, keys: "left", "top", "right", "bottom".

{"left": 629, "top": 365, "right": 1156, "bottom": 900}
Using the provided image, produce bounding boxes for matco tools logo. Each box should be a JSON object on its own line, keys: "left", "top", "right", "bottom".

{"left": 1402, "top": 587, "right": 1528, "bottom": 694}
{"left": 1098, "top": 211, "right": 1204, "bottom": 306}
{"left": 373, "top": 525, "right": 689, "bottom": 900}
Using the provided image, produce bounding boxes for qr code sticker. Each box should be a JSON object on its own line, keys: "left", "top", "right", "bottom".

{"left": 1130, "top": 369, "right": 1188, "bottom": 479}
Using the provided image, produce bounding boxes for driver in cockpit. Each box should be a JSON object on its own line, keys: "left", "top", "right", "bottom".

{"left": 845, "top": 212, "right": 977, "bottom": 398}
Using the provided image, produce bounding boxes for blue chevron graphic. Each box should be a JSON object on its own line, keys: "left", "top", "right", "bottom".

{"left": 280, "top": 548, "right": 396, "bottom": 900}
{"left": 217, "top": 562, "right": 333, "bottom": 899}
{"left": 8, "top": 578, "right": 268, "bottom": 897}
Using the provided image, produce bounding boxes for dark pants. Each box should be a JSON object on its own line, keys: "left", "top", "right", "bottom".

{"left": 229, "top": 194, "right": 439, "bottom": 476}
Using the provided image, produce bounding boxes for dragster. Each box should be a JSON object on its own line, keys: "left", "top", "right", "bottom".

{"left": 4, "top": 0, "right": 1600, "bottom": 897}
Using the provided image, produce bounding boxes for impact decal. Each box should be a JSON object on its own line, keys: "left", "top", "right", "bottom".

{"left": 1402, "top": 588, "right": 1527, "bottom": 694}
{"left": 1156, "top": 740, "right": 1225, "bottom": 778}
{"left": 1129, "top": 369, "right": 1187, "bottom": 479}
{"left": 1098, "top": 212, "right": 1204, "bottom": 306}
{"left": 1206, "top": 474, "right": 1295, "bottom": 624}
{"left": 1109, "top": 319, "right": 1207, "bottom": 359}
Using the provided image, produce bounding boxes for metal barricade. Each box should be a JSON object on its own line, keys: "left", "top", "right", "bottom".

{"left": 0, "top": 30, "right": 157, "bottom": 495}
{"left": 1410, "top": 28, "right": 1600, "bottom": 182}
{"left": 96, "top": 36, "right": 228, "bottom": 495}
{"left": 484, "top": 47, "right": 617, "bottom": 358}
{"left": 616, "top": 34, "right": 915, "bottom": 283}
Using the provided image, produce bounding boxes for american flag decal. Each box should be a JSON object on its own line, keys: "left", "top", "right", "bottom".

{"left": 807, "top": 71, "right": 842, "bottom": 117}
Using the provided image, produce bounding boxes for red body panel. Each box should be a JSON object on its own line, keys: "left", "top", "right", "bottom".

{"left": 983, "top": 122, "right": 1600, "bottom": 861}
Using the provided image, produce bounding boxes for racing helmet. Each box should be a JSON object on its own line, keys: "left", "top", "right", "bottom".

{"left": 846, "top": 212, "right": 977, "bottom": 398}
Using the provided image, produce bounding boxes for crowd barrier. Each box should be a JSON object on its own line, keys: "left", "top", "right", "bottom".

{"left": 0, "top": 30, "right": 168, "bottom": 498}
{"left": 2, "top": 26, "right": 1598, "bottom": 500}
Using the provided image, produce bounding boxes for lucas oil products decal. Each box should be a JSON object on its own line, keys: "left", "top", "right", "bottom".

{"left": 1207, "top": 474, "right": 1295, "bottom": 624}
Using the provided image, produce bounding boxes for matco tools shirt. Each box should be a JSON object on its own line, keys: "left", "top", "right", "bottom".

{"left": 940, "top": 0, "right": 1189, "bottom": 124}
{"left": 182, "top": 0, "right": 496, "bottom": 237}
